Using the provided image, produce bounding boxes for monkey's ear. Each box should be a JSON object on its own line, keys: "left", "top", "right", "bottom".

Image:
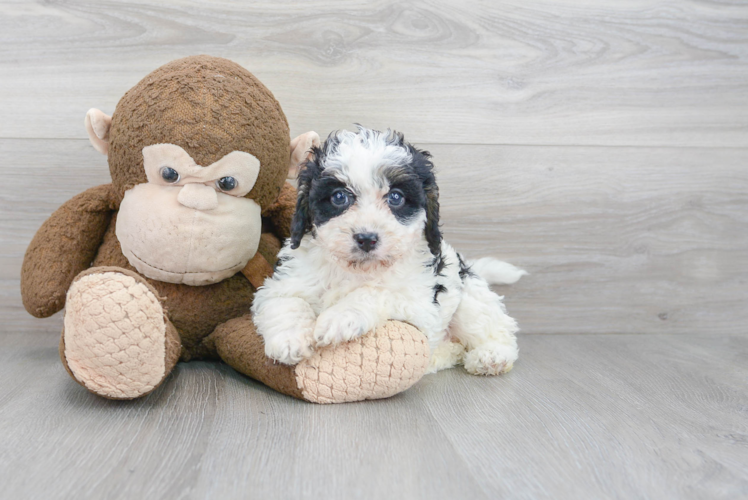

{"left": 85, "top": 108, "right": 112, "bottom": 155}
{"left": 289, "top": 131, "right": 320, "bottom": 178}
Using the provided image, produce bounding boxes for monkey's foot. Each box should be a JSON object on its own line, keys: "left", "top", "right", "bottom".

{"left": 210, "top": 319, "right": 430, "bottom": 404}
{"left": 296, "top": 321, "right": 431, "bottom": 403}
{"left": 61, "top": 267, "right": 180, "bottom": 399}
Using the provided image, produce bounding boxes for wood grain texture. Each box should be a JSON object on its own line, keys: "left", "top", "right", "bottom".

{"left": 422, "top": 333, "right": 748, "bottom": 500}
{"left": 0, "top": 0, "right": 747, "bottom": 146}
{"left": 3, "top": 139, "right": 746, "bottom": 335}
{"left": 0, "top": 328, "right": 746, "bottom": 499}
{"left": 431, "top": 144, "right": 748, "bottom": 335}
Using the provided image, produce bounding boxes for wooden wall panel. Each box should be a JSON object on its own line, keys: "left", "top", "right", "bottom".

{"left": 0, "top": 1, "right": 746, "bottom": 146}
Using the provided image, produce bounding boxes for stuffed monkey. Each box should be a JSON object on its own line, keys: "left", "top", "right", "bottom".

{"left": 21, "top": 56, "right": 429, "bottom": 403}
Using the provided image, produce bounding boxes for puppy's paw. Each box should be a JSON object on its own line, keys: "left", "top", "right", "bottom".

{"left": 463, "top": 343, "right": 518, "bottom": 376}
{"left": 264, "top": 330, "right": 315, "bottom": 365}
{"left": 313, "top": 308, "right": 367, "bottom": 348}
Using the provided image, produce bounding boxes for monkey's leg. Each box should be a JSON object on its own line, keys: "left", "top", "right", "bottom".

{"left": 206, "top": 316, "right": 431, "bottom": 404}
{"left": 60, "top": 267, "right": 181, "bottom": 400}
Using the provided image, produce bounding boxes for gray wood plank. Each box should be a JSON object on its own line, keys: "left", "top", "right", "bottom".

{"left": 0, "top": 0, "right": 746, "bottom": 146}
{"left": 432, "top": 144, "right": 748, "bottom": 336}
{"left": 3, "top": 138, "right": 746, "bottom": 336}
{"left": 0, "top": 329, "right": 487, "bottom": 500}
{"left": 421, "top": 333, "right": 748, "bottom": 500}
{"left": 1, "top": 324, "right": 746, "bottom": 499}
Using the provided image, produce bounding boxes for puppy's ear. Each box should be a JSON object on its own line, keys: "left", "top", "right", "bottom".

{"left": 289, "top": 147, "right": 322, "bottom": 249}
{"left": 411, "top": 147, "right": 442, "bottom": 257}
{"left": 290, "top": 171, "right": 312, "bottom": 249}
{"left": 424, "top": 182, "right": 442, "bottom": 256}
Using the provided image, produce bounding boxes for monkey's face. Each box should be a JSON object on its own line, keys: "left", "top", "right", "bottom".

{"left": 85, "top": 56, "right": 303, "bottom": 286}
{"left": 115, "top": 144, "right": 263, "bottom": 286}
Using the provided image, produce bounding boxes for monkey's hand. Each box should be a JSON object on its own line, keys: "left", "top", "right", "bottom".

{"left": 21, "top": 184, "right": 116, "bottom": 318}
{"left": 261, "top": 181, "right": 297, "bottom": 242}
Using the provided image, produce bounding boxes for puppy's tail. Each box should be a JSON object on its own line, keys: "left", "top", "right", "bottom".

{"left": 468, "top": 257, "right": 527, "bottom": 285}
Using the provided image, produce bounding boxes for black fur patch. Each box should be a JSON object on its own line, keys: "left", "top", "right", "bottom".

{"left": 376, "top": 132, "right": 442, "bottom": 258}
{"left": 308, "top": 175, "right": 354, "bottom": 227}
{"left": 432, "top": 283, "right": 448, "bottom": 305}
{"left": 408, "top": 149, "right": 442, "bottom": 259}
{"left": 290, "top": 133, "right": 351, "bottom": 249}
{"left": 382, "top": 167, "right": 425, "bottom": 224}
{"left": 428, "top": 253, "right": 447, "bottom": 277}
{"left": 457, "top": 253, "right": 476, "bottom": 281}
{"left": 274, "top": 254, "right": 291, "bottom": 274}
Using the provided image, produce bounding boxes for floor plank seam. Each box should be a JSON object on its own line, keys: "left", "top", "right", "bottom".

{"left": 1, "top": 137, "right": 747, "bottom": 151}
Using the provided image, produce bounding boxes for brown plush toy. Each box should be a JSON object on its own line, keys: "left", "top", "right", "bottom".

{"left": 21, "top": 55, "right": 429, "bottom": 403}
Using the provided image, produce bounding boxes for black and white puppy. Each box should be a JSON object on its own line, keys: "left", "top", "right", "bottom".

{"left": 252, "top": 126, "right": 525, "bottom": 375}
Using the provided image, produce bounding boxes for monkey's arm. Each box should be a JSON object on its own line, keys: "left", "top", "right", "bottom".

{"left": 261, "top": 182, "right": 297, "bottom": 242}
{"left": 242, "top": 183, "right": 296, "bottom": 287}
{"left": 21, "top": 184, "right": 116, "bottom": 318}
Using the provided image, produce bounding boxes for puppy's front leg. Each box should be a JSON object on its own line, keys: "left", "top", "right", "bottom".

{"left": 313, "top": 287, "right": 391, "bottom": 348}
{"left": 253, "top": 296, "right": 316, "bottom": 365}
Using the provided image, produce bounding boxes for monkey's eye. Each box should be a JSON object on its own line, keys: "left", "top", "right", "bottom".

{"left": 387, "top": 189, "right": 405, "bottom": 207}
{"left": 216, "top": 176, "right": 238, "bottom": 192}
{"left": 160, "top": 166, "right": 180, "bottom": 183}
{"left": 331, "top": 189, "right": 351, "bottom": 208}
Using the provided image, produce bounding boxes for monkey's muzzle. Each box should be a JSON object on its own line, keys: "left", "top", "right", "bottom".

{"left": 116, "top": 183, "right": 262, "bottom": 286}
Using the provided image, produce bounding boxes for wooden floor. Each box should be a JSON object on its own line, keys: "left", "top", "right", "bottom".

{"left": 1, "top": 1, "right": 747, "bottom": 499}
{"left": 2, "top": 329, "right": 747, "bottom": 499}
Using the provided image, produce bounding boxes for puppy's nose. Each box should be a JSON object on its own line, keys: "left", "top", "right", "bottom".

{"left": 353, "top": 232, "right": 379, "bottom": 252}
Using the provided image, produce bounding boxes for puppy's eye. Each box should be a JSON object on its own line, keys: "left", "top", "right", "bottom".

{"left": 387, "top": 189, "right": 405, "bottom": 207}
{"left": 331, "top": 190, "right": 351, "bottom": 208}
{"left": 216, "top": 176, "right": 238, "bottom": 192}
{"left": 160, "top": 166, "right": 180, "bottom": 183}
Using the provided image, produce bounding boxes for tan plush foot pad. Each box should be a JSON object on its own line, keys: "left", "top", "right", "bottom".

{"left": 63, "top": 271, "right": 167, "bottom": 399}
{"left": 295, "top": 321, "right": 430, "bottom": 404}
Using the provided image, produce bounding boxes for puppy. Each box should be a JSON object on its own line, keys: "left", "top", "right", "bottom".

{"left": 252, "top": 126, "right": 525, "bottom": 375}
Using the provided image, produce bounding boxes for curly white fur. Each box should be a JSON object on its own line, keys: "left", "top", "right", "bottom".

{"left": 252, "top": 127, "right": 523, "bottom": 375}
